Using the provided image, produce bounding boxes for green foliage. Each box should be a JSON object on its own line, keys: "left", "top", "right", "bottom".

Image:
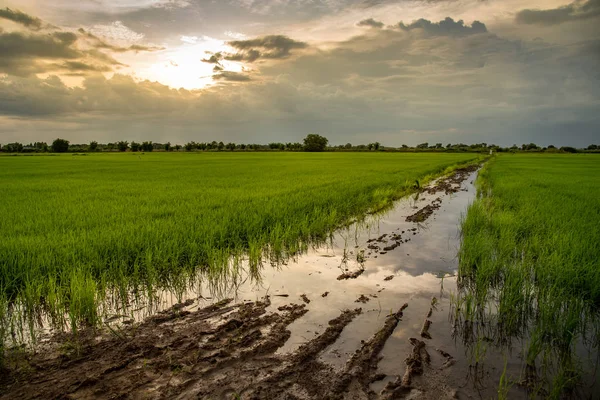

{"left": 51, "top": 138, "right": 69, "bottom": 153}
{"left": 141, "top": 141, "right": 153, "bottom": 152}
{"left": 303, "top": 134, "right": 328, "bottom": 152}
{"left": 89, "top": 141, "right": 98, "bottom": 152}
{"left": 1, "top": 142, "right": 23, "bottom": 153}
{"left": 117, "top": 141, "right": 129, "bottom": 152}
{"left": 0, "top": 152, "right": 477, "bottom": 340}
{"left": 130, "top": 142, "right": 141, "bottom": 152}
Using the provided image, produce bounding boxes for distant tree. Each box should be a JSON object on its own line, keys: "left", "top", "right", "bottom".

{"left": 3, "top": 142, "right": 23, "bottom": 152}
{"left": 174, "top": 144, "right": 182, "bottom": 151}
{"left": 547, "top": 144, "right": 556, "bottom": 149}
{"left": 268, "top": 142, "right": 282, "bottom": 150}
{"left": 52, "top": 138, "right": 70, "bottom": 153}
{"left": 117, "top": 141, "right": 129, "bottom": 152}
{"left": 226, "top": 142, "right": 236, "bottom": 151}
{"left": 401, "top": 144, "right": 409, "bottom": 149}
{"left": 416, "top": 142, "right": 429, "bottom": 149}
{"left": 106, "top": 142, "right": 115, "bottom": 151}
{"left": 588, "top": 144, "right": 598, "bottom": 150}
{"left": 344, "top": 143, "right": 352, "bottom": 149}
{"left": 522, "top": 143, "right": 539, "bottom": 151}
{"left": 303, "top": 134, "right": 328, "bottom": 152}
{"left": 217, "top": 141, "right": 225, "bottom": 151}
{"left": 141, "top": 141, "right": 153, "bottom": 152}
{"left": 33, "top": 142, "right": 48, "bottom": 152}
{"left": 560, "top": 146, "right": 578, "bottom": 153}
{"left": 89, "top": 141, "right": 98, "bottom": 152}
{"left": 130, "top": 142, "right": 141, "bottom": 152}
{"left": 435, "top": 143, "right": 443, "bottom": 149}
{"left": 446, "top": 143, "right": 452, "bottom": 149}
{"left": 164, "top": 142, "right": 171, "bottom": 151}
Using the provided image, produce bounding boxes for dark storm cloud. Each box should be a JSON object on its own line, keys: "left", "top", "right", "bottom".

{"left": 395, "top": 17, "right": 487, "bottom": 36}
{"left": 0, "top": 8, "right": 44, "bottom": 30}
{"left": 0, "top": 31, "right": 82, "bottom": 69}
{"left": 357, "top": 18, "right": 384, "bottom": 28}
{"left": 213, "top": 71, "right": 251, "bottom": 81}
{"left": 515, "top": 0, "right": 600, "bottom": 25}
{"left": 226, "top": 35, "right": 307, "bottom": 62}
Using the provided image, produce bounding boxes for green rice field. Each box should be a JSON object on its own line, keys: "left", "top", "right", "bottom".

{"left": 0, "top": 152, "right": 479, "bottom": 342}
{"left": 455, "top": 154, "right": 600, "bottom": 398}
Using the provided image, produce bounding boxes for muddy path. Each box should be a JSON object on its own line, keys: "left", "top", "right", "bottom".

{"left": 0, "top": 296, "right": 455, "bottom": 399}
{"left": 2, "top": 164, "right": 527, "bottom": 399}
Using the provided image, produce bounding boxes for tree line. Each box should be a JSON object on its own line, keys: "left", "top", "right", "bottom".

{"left": 1, "top": 135, "right": 598, "bottom": 154}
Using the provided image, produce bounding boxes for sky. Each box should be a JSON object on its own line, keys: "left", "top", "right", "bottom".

{"left": 0, "top": 0, "right": 598, "bottom": 147}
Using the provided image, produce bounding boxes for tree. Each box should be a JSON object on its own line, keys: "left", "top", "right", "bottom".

{"left": 344, "top": 143, "right": 352, "bottom": 149}
{"left": 117, "top": 141, "right": 129, "bottom": 152}
{"left": 3, "top": 142, "right": 23, "bottom": 152}
{"left": 130, "top": 142, "right": 141, "bottom": 152}
{"left": 52, "top": 138, "right": 69, "bottom": 153}
{"left": 588, "top": 144, "right": 598, "bottom": 150}
{"left": 303, "top": 134, "right": 328, "bottom": 152}
{"left": 226, "top": 142, "right": 236, "bottom": 151}
{"left": 141, "top": 141, "right": 153, "bottom": 152}
{"left": 560, "top": 146, "right": 578, "bottom": 153}
{"left": 89, "top": 141, "right": 98, "bottom": 152}
{"left": 217, "top": 141, "right": 225, "bottom": 151}
{"left": 416, "top": 142, "right": 429, "bottom": 149}
{"left": 165, "top": 142, "right": 171, "bottom": 151}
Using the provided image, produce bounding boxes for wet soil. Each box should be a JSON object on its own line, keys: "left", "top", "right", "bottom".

{"left": 0, "top": 297, "right": 462, "bottom": 400}
{"left": 1, "top": 164, "right": 532, "bottom": 399}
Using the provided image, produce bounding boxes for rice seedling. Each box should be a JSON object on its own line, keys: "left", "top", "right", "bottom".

{"left": 454, "top": 154, "right": 600, "bottom": 397}
{"left": 0, "top": 152, "right": 480, "bottom": 349}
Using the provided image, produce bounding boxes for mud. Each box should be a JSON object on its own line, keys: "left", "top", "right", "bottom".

{"left": 406, "top": 165, "right": 478, "bottom": 224}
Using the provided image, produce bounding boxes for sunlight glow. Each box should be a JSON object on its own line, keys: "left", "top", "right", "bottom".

{"left": 129, "top": 36, "right": 243, "bottom": 90}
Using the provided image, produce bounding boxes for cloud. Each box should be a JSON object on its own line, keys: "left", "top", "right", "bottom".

{"left": 0, "top": 31, "right": 82, "bottom": 61}
{"left": 0, "top": 24, "right": 144, "bottom": 76}
{"left": 395, "top": 17, "right": 487, "bottom": 36}
{"left": 226, "top": 35, "right": 308, "bottom": 62}
{"left": 201, "top": 53, "right": 222, "bottom": 64}
{"left": 78, "top": 28, "right": 163, "bottom": 53}
{"left": 356, "top": 18, "right": 384, "bottom": 28}
{"left": 515, "top": 0, "right": 600, "bottom": 25}
{"left": 58, "top": 61, "right": 112, "bottom": 72}
{"left": 0, "top": 7, "right": 46, "bottom": 30}
{"left": 213, "top": 71, "right": 251, "bottom": 81}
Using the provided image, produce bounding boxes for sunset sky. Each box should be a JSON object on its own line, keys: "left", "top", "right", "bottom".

{"left": 0, "top": 0, "right": 598, "bottom": 146}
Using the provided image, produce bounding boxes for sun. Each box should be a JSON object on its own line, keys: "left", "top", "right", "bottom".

{"left": 122, "top": 36, "right": 244, "bottom": 90}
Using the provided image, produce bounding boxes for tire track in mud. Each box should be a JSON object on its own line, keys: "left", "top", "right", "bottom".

{"left": 0, "top": 297, "right": 458, "bottom": 399}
